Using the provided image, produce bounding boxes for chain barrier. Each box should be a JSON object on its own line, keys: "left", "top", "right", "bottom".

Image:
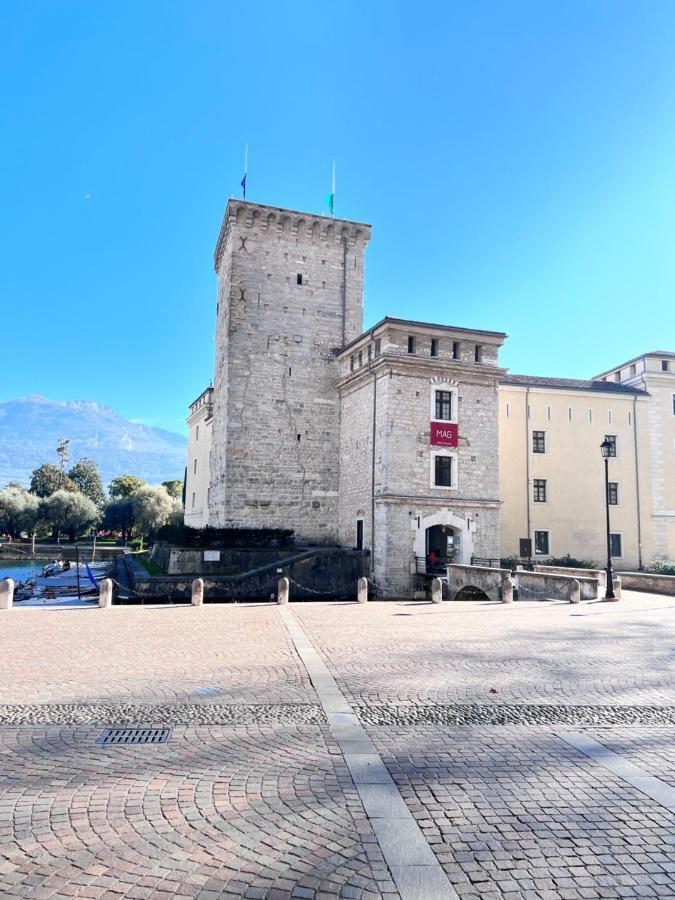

{"left": 366, "top": 577, "right": 404, "bottom": 599}
{"left": 286, "top": 576, "right": 335, "bottom": 597}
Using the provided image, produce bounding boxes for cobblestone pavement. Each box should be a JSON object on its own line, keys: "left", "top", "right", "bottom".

{"left": 1, "top": 595, "right": 674, "bottom": 898}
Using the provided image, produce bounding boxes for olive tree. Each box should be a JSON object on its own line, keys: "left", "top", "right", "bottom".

{"left": 29, "top": 463, "right": 76, "bottom": 497}
{"left": 0, "top": 486, "right": 40, "bottom": 539}
{"left": 68, "top": 458, "right": 106, "bottom": 508}
{"left": 161, "top": 480, "right": 183, "bottom": 500}
{"left": 109, "top": 474, "right": 146, "bottom": 501}
{"left": 131, "top": 485, "right": 174, "bottom": 544}
{"left": 40, "top": 490, "right": 99, "bottom": 543}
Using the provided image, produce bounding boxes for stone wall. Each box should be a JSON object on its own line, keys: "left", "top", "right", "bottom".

{"left": 149, "top": 543, "right": 299, "bottom": 576}
{"left": 208, "top": 201, "right": 371, "bottom": 544}
{"left": 516, "top": 570, "right": 598, "bottom": 602}
{"left": 617, "top": 571, "right": 675, "bottom": 596}
{"left": 125, "top": 548, "right": 369, "bottom": 601}
{"left": 446, "top": 563, "right": 511, "bottom": 602}
{"left": 533, "top": 564, "right": 607, "bottom": 589}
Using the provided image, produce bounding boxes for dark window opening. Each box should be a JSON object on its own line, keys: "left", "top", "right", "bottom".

{"left": 604, "top": 434, "right": 617, "bottom": 457}
{"left": 533, "top": 479, "right": 547, "bottom": 502}
{"left": 358, "top": 350, "right": 363, "bottom": 367}
{"left": 297, "top": 433, "right": 301, "bottom": 442}
{"left": 407, "top": 335, "right": 415, "bottom": 354}
{"left": 374, "top": 338, "right": 381, "bottom": 358}
{"left": 532, "top": 431, "right": 546, "bottom": 453}
{"left": 297, "top": 273, "right": 303, "bottom": 285}
{"left": 434, "top": 455, "right": 453, "bottom": 486}
{"left": 452, "top": 341, "right": 460, "bottom": 360}
{"left": 534, "top": 530, "right": 549, "bottom": 555}
{"left": 610, "top": 533, "right": 622, "bottom": 557}
{"left": 356, "top": 519, "right": 364, "bottom": 550}
{"left": 475, "top": 344, "right": 482, "bottom": 363}
{"left": 430, "top": 338, "right": 438, "bottom": 357}
{"left": 435, "top": 390, "right": 453, "bottom": 421}
{"left": 662, "top": 360, "right": 669, "bottom": 371}
{"left": 608, "top": 482, "right": 618, "bottom": 505}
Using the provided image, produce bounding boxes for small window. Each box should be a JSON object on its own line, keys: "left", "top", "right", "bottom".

{"left": 672, "top": 393, "right": 675, "bottom": 415}
{"left": 358, "top": 350, "right": 363, "bottom": 367}
{"left": 193, "top": 458, "right": 197, "bottom": 474}
{"left": 532, "top": 431, "right": 546, "bottom": 453}
{"left": 662, "top": 360, "right": 669, "bottom": 372}
{"left": 474, "top": 344, "right": 482, "bottom": 363}
{"left": 608, "top": 410, "right": 613, "bottom": 425}
{"left": 630, "top": 364, "right": 637, "bottom": 375}
{"left": 374, "top": 338, "right": 381, "bottom": 358}
{"left": 196, "top": 425, "right": 199, "bottom": 442}
{"left": 434, "top": 455, "right": 453, "bottom": 487}
{"left": 356, "top": 519, "right": 364, "bottom": 551}
{"left": 350, "top": 355, "right": 355, "bottom": 372}
{"left": 191, "top": 492, "right": 195, "bottom": 509}
{"left": 407, "top": 335, "right": 415, "bottom": 354}
{"left": 608, "top": 482, "right": 618, "bottom": 505}
{"left": 604, "top": 434, "right": 617, "bottom": 457}
{"left": 506, "top": 402, "right": 510, "bottom": 418}
{"left": 430, "top": 338, "right": 438, "bottom": 357}
{"left": 610, "top": 533, "right": 623, "bottom": 558}
{"left": 435, "top": 390, "right": 453, "bottom": 421}
{"left": 297, "top": 273, "right": 303, "bottom": 285}
{"left": 533, "top": 479, "right": 547, "bottom": 503}
{"left": 568, "top": 407, "right": 572, "bottom": 422}
{"left": 452, "top": 341, "right": 460, "bottom": 360}
{"left": 534, "top": 530, "right": 549, "bottom": 555}
{"left": 614, "top": 372, "right": 621, "bottom": 382}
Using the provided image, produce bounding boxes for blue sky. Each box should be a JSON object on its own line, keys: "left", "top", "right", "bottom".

{"left": 2, "top": 1, "right": 675, "bottom": 434}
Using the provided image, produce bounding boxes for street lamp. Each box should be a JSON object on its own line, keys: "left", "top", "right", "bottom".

{"left": 600, "top": 438, "right": 616, "bottom": 600}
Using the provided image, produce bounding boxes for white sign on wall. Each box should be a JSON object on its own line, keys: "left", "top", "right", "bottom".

{"left": 203, "top": 550, "right": 221, "bottom": 562}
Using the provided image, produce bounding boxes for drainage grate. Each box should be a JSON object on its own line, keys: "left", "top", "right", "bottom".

{"left": 97, "top": 727, "right": 171, "bottom": 745}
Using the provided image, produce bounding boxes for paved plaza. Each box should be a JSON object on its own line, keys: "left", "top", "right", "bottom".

{"left": 1, "top": 594, "right": 674, "bottom": 899}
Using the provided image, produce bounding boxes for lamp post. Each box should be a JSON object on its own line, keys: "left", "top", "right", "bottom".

{"left": 600, "top": 438, "right": 616, "bottom": 600}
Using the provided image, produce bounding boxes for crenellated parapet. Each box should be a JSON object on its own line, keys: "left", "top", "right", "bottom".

{"left": 214, "top": 199, "right": 371, "bottom": 272}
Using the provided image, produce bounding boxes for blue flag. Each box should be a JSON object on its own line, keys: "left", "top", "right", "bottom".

{"left": 241, "top": 173, "right": 247, "bottom": 199}
{"left": 84, "top": 561, "right": 99, "bottom": 588}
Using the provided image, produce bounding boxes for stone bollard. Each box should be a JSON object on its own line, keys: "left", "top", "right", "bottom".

{"left": 431, "top": 577, "right": 443, "bottom": 604}
{"left": 570, "top": 579, "right": 581, "bottom": 605}
{"left": 0, "top": 578, "right": 14, "bottom": 610}
{"left": 277, "top": 577, "right": 289, "bottom": 605}
{"left": 357, "top": 577, "right": 368, "bottom": 604}
{"left": 611, "top": 577, "right": 622, "bottom": 601}
{"left": 501, "top": 574, "right": 514, "bottom": 604}
{"left": 191, "top": 578, "right": 204, "bottom": 607}
{"left": 98, "top": 578, "right": 113, "bottom": 609}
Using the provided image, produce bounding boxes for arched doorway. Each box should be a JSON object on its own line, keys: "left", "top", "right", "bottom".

{"left": 413, "top": 509, "right": 473, "bottom": 570}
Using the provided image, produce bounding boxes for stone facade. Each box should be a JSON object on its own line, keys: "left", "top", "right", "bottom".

{"left": 337, "top": 319, "right": 505, "bottom": 593}
{"left": 184, "top": 387, "right": 213, "bottom": 528}
{"left": 207, "top": 200, "right": 370, "bottom": 543}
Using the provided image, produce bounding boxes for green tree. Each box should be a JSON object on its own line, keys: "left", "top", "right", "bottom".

{"left": 161, "top": 480, "right": 183, "bottom": 500}
{"left": 68, "top": 458, "right": 106, "bottom": 508}
{"left": 109, "top": 474, "right": 146, "bottom": 501}
{"left": 40, "top": 490, "right": 99, "bottom": 543}
{"left": 102, "top": 498, "right": 137, "bottom": 543}
{"left": 131, "top": 485, "right": 174, "bottom": 538}
{"left": 29, "top": 463, "right": 76, "bottom": 498}
{"left": 0, "top": 486, "right": 40, "bottom": 539}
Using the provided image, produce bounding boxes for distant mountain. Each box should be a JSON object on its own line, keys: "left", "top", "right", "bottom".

{"left": 0, "top": 396, "right": 187, "bottom": 490}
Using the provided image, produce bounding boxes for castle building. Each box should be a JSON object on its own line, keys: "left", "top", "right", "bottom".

{"left": 185, "top": 199, "right": 675, "bottom": 592}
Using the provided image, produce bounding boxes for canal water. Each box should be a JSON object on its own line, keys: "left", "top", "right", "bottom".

{"left": 0, "top": 559, "right": 49, "bottom": 583}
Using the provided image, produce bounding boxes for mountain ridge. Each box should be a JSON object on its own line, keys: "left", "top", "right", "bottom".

{"left": 0, "top": 396, "right": 187, "bottom": 489}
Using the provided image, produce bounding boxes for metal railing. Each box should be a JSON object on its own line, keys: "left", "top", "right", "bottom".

{"left": 415, "top": 556, "right": 452, "bottom": 576}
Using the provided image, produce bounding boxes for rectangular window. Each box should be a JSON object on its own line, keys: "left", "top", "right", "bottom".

{"left": 434, "top": 390, "right": 453, "bottom": 421}
{"left": 630, "top": 364, "right": 637, "bottom": 375}
{"left": 533, "top": 479, "right": 547, "bottom": 502}
{"left": 474, "top": 344, "right": 482, "bottom": 363}
{"left": 356, "top": 519, "right": 364, "bottom": 551}
{"left": 191, "top": 492, "right": 195, "bottom": 509}
{"left": 662, "top": 360, "right": 669, "bottom": 371}
{"left": 532, "top": 430, "right": 546, "bottom": 453}
{"left": 193, "top": 458, "right": 197, "bottom": 474}
{"left": 358, "top": 350, "right": 363, "bottom": 367}
{"left": 350, "top": 355, "right": 355, "bottom": 372}
{"left": 608, "top": 482, "right": 618, "bottom": 505}
{"left": 610, "top": 533, "right": 623, "bottom": 557}
{"left": 534, "top": 530, "right": 549, "bottom": 555}
{"left": 196, "top": 425, "right": 199, "bottom": 442}
{"left": 604, "top": 434, "right": 617, "bottom": 457}
{"left": 407, "top": 335, "right": 415, "bottom": 354}
{"left": 434, "top": 455, "right": 453, "bottom": 486}
{"left": 296, "top": 273, "right": 303, "bottom": 285}
{"left": 430, "top": 338, "right": 438, "bottom": 357}
{"left": 672, "top": 393, "right": 675, "bottom": 415}
{"left": 452, "top": 341, "right": 460, "bottom": 360}
{"left": 374, "top": 338, "right": 381, "bottom": 358}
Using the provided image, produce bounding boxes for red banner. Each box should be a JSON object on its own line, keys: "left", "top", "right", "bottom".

{"left": 430, "top": 421, "right": 458, "bottom": 447}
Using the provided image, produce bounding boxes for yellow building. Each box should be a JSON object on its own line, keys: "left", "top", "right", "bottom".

{"left": 499, "top": 351, "right": 675, "bottom": 570}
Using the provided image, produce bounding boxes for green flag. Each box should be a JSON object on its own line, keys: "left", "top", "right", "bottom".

{"left": 326, "top": 192, "right": 334, "bottom": 216}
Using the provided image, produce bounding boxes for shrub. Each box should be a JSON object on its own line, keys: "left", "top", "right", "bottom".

{"left": 645, "top": 559, "right": 675, "bottom": 576}
{"left": 545, "top": 555, "right": 597, "bottom": 569}
{"left": 154, "top": 524, "right": 294, "bottom": 548}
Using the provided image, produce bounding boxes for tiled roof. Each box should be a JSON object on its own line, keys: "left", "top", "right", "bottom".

{"left": 501, "top": 374, "right": 648, "bottom": 395}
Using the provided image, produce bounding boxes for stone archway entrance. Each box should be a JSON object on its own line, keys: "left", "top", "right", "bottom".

{"left": 413, "top": 510, "right": 473, "bottom": 568}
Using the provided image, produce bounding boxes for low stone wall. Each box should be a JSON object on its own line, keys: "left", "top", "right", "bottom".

{"left": 533, "top": 565, "right": 606, "bottom": 589}
{"left": 149, "top": 542, "right": 298, "bottom": 576}
{"left": 447, "top": 564, "right": 512, "bottom": 603}
{"left": 125, "top": 548, "right": 369, "bottom": 602}
{"left": 0, "top": 543, "right": 126, "bottom": 561}
{"left": 516, "top": 570, "right": 597, "bottom": 603}
{"left": 618, "top": 572, "right": 675, "bottom": 596}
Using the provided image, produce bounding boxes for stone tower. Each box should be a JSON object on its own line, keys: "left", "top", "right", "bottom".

{"left": 208, "top": 200, "right": 371, "bottom": 543}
